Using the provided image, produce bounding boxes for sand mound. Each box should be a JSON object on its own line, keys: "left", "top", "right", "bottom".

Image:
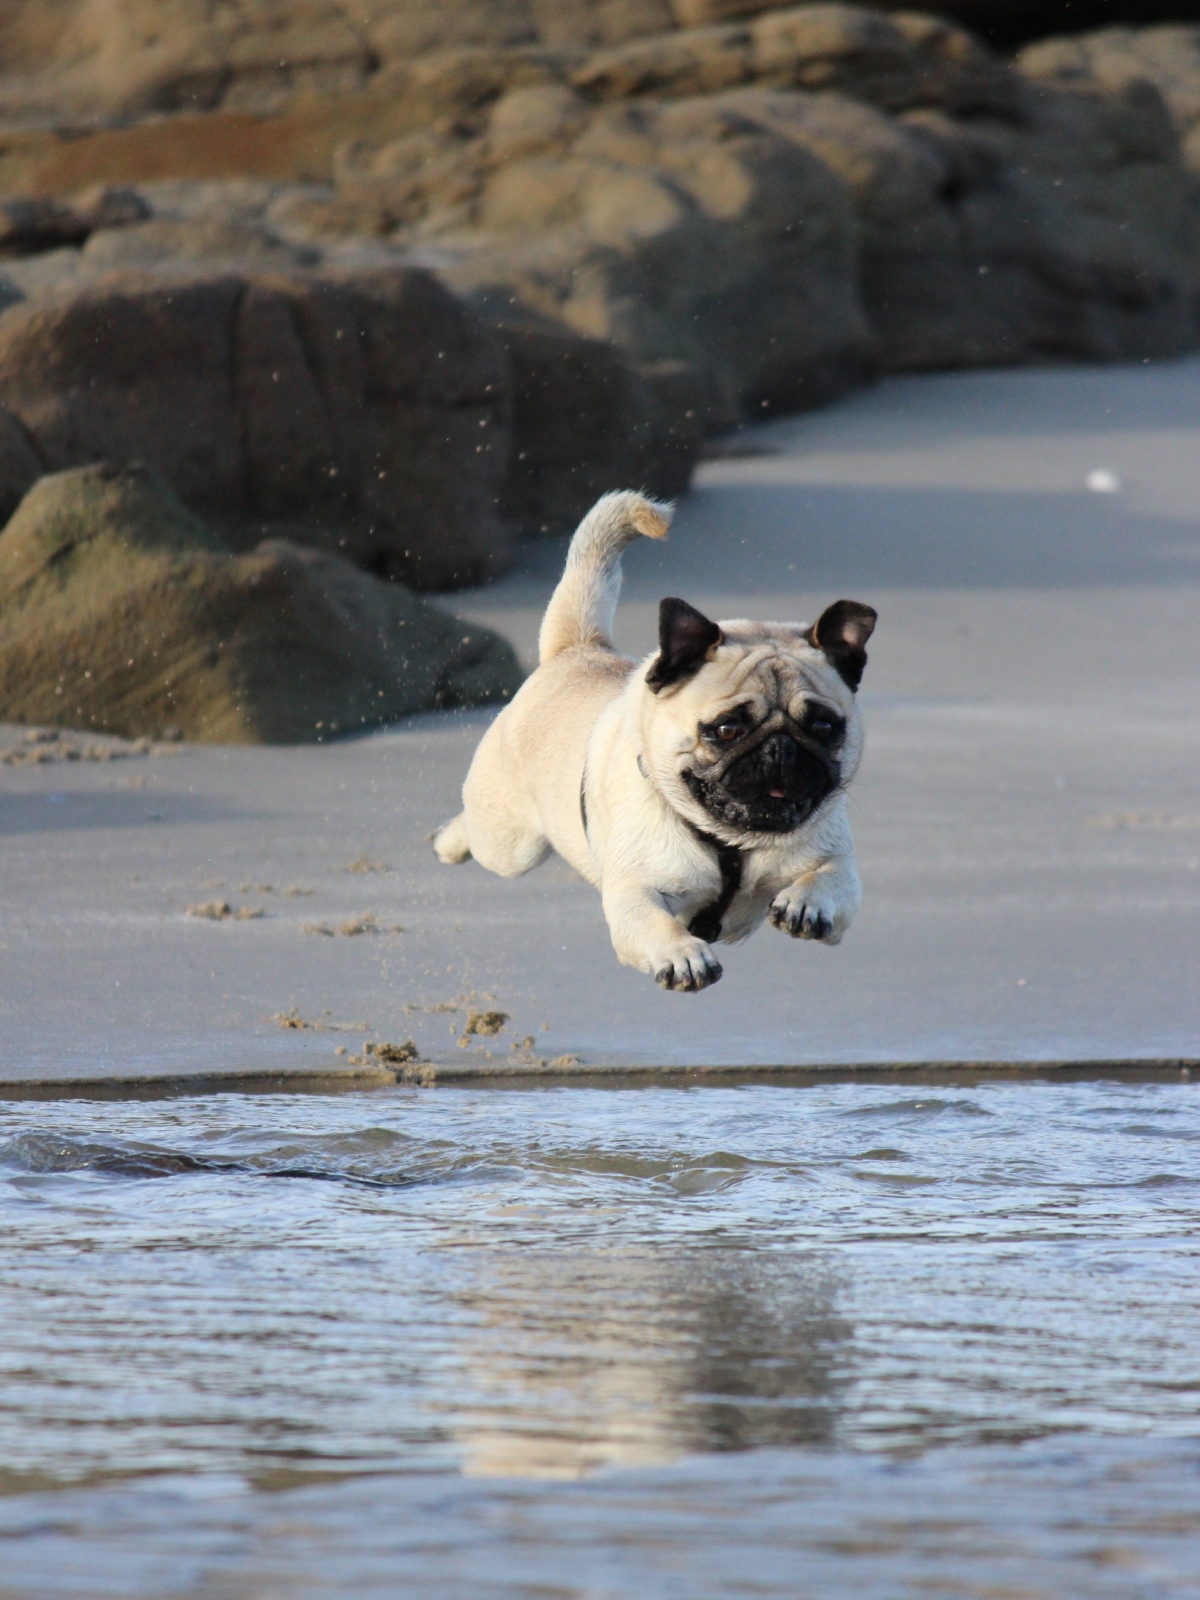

{"left": 0, "top": 462, "right": 523, "bottom": 743}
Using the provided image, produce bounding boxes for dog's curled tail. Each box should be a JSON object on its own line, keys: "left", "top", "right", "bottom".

{"left": 538, "top": 491, "right": 672, "bottom": 665}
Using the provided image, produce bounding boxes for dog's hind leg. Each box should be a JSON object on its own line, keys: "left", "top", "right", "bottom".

{"left": 434, "top": 737, "right": 551, "bottom": 877}
{"left": 433, "top": 804, "right": 549, "bottom": 876}
{"left": 460, "top": 769, "right": 551, "bottom": 878}
{"left": 432, "top": 813, "right": 472, "bottom": 864}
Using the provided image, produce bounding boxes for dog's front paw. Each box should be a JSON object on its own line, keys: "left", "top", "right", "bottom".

{"left": 652, "top": 939, "right": 723, "bottom": 993}
{"left": 769, "top": 882, "right": 854, "bottom": 944}
{"left": 770, "top": 898, "right": 834, "bottom": 940}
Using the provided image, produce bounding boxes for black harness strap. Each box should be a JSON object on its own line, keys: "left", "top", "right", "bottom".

{"left": 582, "top": 761, "right": 744, "bottom": 941}
{"left": 686, "top": 827, "right": 743, "bottom": 943}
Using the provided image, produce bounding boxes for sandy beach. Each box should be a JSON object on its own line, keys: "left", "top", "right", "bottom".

{"left": 3, "top": 356, "right": 1199, "bottom": 1088}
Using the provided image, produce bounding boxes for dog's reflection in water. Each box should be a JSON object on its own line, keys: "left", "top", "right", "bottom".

{"left": 446, "top": 1247, "right": 849, "bottom": 1479}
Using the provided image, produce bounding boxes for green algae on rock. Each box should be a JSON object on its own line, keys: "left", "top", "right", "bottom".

{"left": 0, "top": 462, "right": 524, "bottom": 743}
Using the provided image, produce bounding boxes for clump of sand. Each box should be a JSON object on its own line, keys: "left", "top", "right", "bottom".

{"left": 342, "top": 1039, "right": 434, "bottom": 1084}
{"left": 187, "top": 900, "right": 264, "bottom": 921}
{"left": 0, "top": 726, "right": 177, "bottom": 764}
{"left": 302, "top": 912, "right": 402, "bottom": 936}
{"left": 365, "top": 1040, "right": 420, "bottom": 1064}
{"left": 463, "top": 1008, "right": 509, "bottom": 1037}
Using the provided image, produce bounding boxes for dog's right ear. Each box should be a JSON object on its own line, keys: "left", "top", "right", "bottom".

{"left": 646, "top": 598, "right": 723, "bottom": 692}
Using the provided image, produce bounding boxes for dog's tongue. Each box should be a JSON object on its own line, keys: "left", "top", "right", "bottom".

{"left": 769, "top": 787, "right": 786, "bottom": 799}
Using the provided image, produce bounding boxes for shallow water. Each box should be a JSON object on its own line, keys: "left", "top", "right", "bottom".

{"left": 1, "top": 1078, "right": 1199, "bottom": 1598}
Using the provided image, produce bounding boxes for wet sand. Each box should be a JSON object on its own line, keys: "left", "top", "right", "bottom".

{"left": 3, "top": 358, "right": 1199, "bottom": 1087}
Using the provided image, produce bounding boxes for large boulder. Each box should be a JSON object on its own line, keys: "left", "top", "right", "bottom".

{"left": 492, "top": 316, "right": 701, "bottom": 532}
{"left": 350, "top": 87, "right": 869, "bottom": 425}
{"left": 726, "top": 80, "right": 1200, "bottom": 369}
{"left": 1019, "top": 25, "right": 1200, "bottom": 175}
{"left": 0, "top": 266, "right": 515, "bottom": 589}
{"left": 0, "top": 463, "right": 524, "bottom": 743}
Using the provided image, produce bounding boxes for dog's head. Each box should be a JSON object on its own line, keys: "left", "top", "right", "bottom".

{"left": 637, "top": 597, "right": 876, "bottom": 840}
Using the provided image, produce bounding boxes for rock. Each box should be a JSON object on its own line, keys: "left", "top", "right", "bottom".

{"left": 485, "top": 82, "right": 592, "bottom": 159}
{"left": 1019, "top": 25, "right": 1200, "bottom": 175}
{"left": 669, "top": 0, "right": 769, "bottom": 23}
{"left": 266, "top": 188, "right": 398, "bottom": 242}
{"left": 80, "top": 216, "right": 319, "bottom": 268}
{"left": 0, "top": 408, "right": 43, "bottom": 521}
{"left": 673, "top": 2, "right": 1200, "bottom": 49}
{"left": 360, "top": 0, "right": 543, "bottom": 60}
{"left": 0, "top": 0, "right": 377, "bottom": 125}
{"left": 0, "top": 272, "right": 247, "bottom": 508}
{"left": 0, "top": 248, "right": 87, "bottom": 310}
{"left": 907, "top": 6, "right": 1200, "bottom": 51}
{"left": 721, "top": 81, "right": 1200, "bottom": 371}
{"left": 574, "top": 5, "right": 1022, "bottom": 118}
{"left": 70, "top": 184, "right": 154, "bottom": 232}
{"left": 0, "top": 463, "right": 524, "bottom": 744}
{"left": 0, "top": 197, "right": 88, "bottom": 259}
{"left": 375, "top": 46, "right": 569, "bottom": 137}
{"left": 0, "top": 267, "right": 514, "bottom": 589}
{"left": 491, "top": 316, "right": 701, "bottom": 532}
{"left": 411, "top": 89, "right": 870, "bottom": 423}
{"left": 572, "top": 23, "right": 755, "bottom": 102}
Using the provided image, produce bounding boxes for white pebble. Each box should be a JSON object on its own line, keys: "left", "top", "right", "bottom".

{"left": 1086, "top": 469, "right": 1121, "bottom": 494}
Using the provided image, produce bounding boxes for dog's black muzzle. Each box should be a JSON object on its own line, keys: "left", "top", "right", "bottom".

{"left": 691, "top": 730, "right": 839, "bottom": 834}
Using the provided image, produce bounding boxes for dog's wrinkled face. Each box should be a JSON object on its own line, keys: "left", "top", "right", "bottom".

{"left": 639, "top": 597, "right": 876, "bottom": 840}
{"left": 685, "top": 694, "right": 846, "bottom": 833}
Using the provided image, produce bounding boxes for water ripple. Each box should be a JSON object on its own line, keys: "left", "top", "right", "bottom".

{"left": 0, "top": 1077, "right": 1197, "bottom": 1593}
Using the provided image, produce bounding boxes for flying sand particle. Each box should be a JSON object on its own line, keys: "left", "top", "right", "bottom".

{"left": 463, "top": 1009, "right": 509, "bottom": 1037}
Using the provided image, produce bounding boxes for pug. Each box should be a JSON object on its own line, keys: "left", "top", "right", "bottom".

{"left": 434, "top": 491, "right": 876, "bottom": 991}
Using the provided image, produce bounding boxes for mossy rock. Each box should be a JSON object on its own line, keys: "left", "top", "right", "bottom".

{"left": 0, "top": 462, "right": 523, "bottom": 743}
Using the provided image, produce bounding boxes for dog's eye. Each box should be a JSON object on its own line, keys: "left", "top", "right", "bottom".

{"left": 810, "top": 719, "right": 833, "bottom": 739}
{"left": 715, "top": 721, "right": 741, "bottom": 743}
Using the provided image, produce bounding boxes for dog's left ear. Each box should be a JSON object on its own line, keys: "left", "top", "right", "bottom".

{"left": 804, "top": 600, "right": 877, "bottom": 691}
{"left": 646, "top": 598, "right": 724, "bottom": 692}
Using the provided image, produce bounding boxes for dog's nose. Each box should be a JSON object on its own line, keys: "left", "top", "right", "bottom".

{"left": 761, "top": 733, "right": 800, "bottom": 798}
